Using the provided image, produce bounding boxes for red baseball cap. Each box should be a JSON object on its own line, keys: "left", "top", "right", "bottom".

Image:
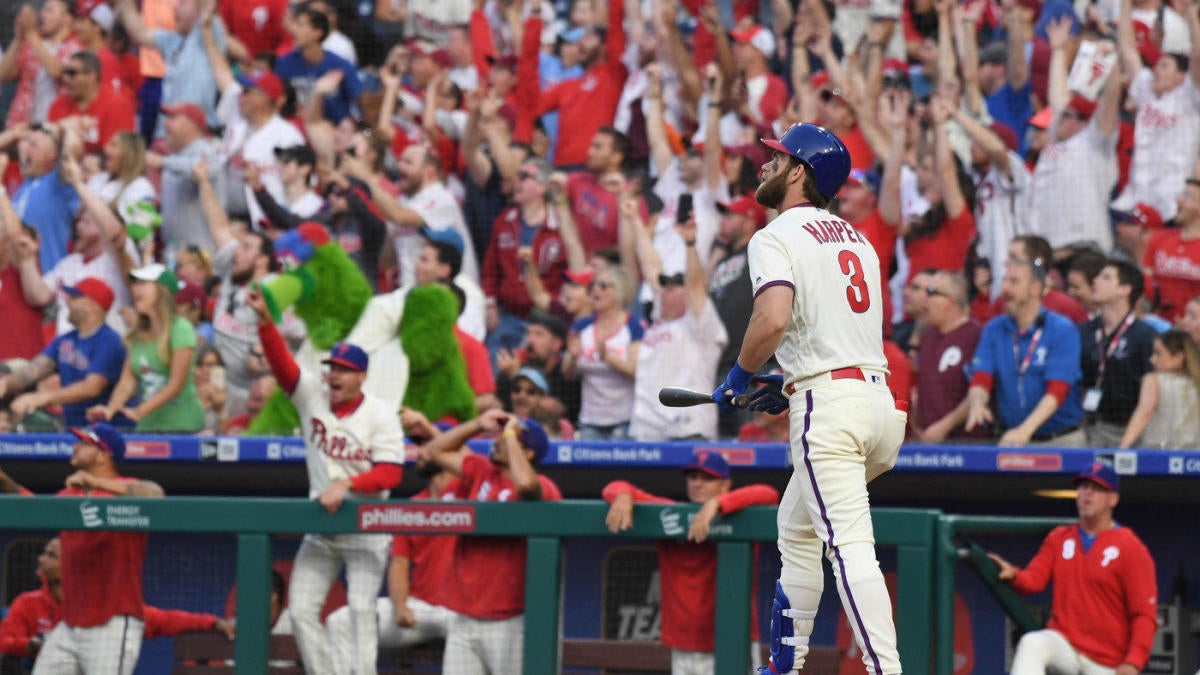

{"left": 990, "top": 122, "right": 1019, "bottom": 152}
{"left": 160, "top": 102, "right": 207, "bottom": 131}
{"left": 1028, "top": 106, "right": 1054, "bottom": 129}
{"left": 237, "top": 70, "right": 285, "bottom": 104}
{"left": 1116, "top": 202, "right": 1165, "bottom": 229}
{"left": 63, "top": 277, "right": 114, "bottom": 311}
{"left": 1066, "top": 94, "right": 1097, "bottom": 121}
{"left": 717, "top": 196, "right": 767, "bottom": 228}
{"left": 563, "top": 269, "right": 595, "bottom": 286}
{"left": 175, "top": 279, "right": 207, "bottom": 310}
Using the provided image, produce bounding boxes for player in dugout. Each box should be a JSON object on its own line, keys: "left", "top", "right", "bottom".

{"left": 602, "top": 451, "right": 779, "bottom": 674}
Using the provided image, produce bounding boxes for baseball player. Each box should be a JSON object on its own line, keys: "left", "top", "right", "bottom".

{"left": 247, "top": 288, "right": 405, "bottom": 675}
{"left": 987, "top": 464, "right": 1158, "bottom": 675}
{"left": 0, "top": 423, "right": 165, "bottom": 675}
{"left": 712, "top": 124, "right": 907, "bottom": 675}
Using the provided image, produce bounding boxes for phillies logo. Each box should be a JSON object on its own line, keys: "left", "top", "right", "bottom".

{"left": 310, "top": 418, "right": 369, "bottom": 462}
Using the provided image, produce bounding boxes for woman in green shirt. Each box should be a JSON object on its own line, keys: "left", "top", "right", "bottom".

{"left": 87, "top": 264, "right": 205, "bottom": 432}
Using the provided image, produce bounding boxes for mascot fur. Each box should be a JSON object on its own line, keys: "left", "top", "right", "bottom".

{"left": 247, "top": 223, "right": 476, "bottom": 434}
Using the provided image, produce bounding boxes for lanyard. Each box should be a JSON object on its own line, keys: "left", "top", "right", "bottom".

{"left": 1013, "top": 320, "right": 1045, "bottom": 376}
{"left": 1094, "top": 312, "right": 1136, "bottom": 386}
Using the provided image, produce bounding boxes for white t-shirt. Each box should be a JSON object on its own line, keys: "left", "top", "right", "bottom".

{"left": 455, "top": 274, "right": 487, "bottom": 342}
{"left": 1112, "top": 69, "right": 1200, "bottom": 221}
{"left": 749, "top": 205, "right": 888, "bottom": 384}
{"left": 43, "top": 242, "right": 138, "bottom": 337}
{"left": 216, "top": 82, "right": 306, "bottom": 224}
{"left": 630, "top": 299, "right": 727, "bottom": 440}
{"left": 972, "top": 150, "right": 1032, "bottom": 298}
{"left": 86, "top": 175, "right": 157, "bottom": 218}
{"left": 323, "top": 31, "right": 357, "bottom": 65}
{"left": 651, "top": 160, "right": 729, "bottom": 275}
{"left": 573, "top": 313, "right": 644, "bottom": 427}
{"left": 1028, "top": 116, "right": 1118, "bottom": 252}
{"left": 394, "top": 182, "right": 479, "bottom": 287}
{"left": 284, "top": 190, "right": 325, "bottom": 219}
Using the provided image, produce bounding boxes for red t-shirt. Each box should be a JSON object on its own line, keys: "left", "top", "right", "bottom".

{"left": 388, "top": 484, "right": 461, "bottom": 609}
{"left": 441, "top": 454, "right": 562, "bottom": 620}
{"left": 47, "top": 86, "right": 136, "bottom": 155}
{"left": 904, "top": 206, "right": 976, "bottom": 282}
{"left": 600, "top": 481, "right": 779, "bottom": 652}
{"left": 98, "top": 48, "right": 141, "bottom": 106}
{"left": 915, "top": 320, "right": 986, "bottom": 437}
{"left": 58, "top": 483, "right": 148, "bottom": 628}
{"left": 842, "top": 125, "right": 876, "bottom": 172}
{"left": 565, "top": 172, "right": 649, "bottom": 255}
{"left": 0, "top": 264, "right": 47, "bottom": 361}
{"left": 1011, "top": 524, "right": 1158, "bottom": 669}
{"left": 853, "top": 209, "right": 898, "bottom": 329}
{"left": 883, "top": 339, "right": 913, "bottom": 406}
{"left": 454, "top": 327, "right": 495, "bottom": 398}
{"left": 220, "top": 0, "right": 289, "bottom": 57}
{"left": 1144, "top": 228, "right": 1200, "bottom": 322}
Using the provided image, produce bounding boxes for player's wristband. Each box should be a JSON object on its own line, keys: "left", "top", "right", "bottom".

{"left": 727, "top": 363, "right": 753, "bottom": 392}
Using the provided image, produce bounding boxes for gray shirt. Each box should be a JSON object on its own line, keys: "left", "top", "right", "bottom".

{"left": 160, "top": 138, "right": 223, "bottom": 251}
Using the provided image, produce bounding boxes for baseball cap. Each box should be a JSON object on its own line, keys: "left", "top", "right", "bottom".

{"left": 175, "top": 279, "right": 207, "bottom": 310}
{"left": 729, "top": 24, "right": 775, "bottom": 59}
{"left": 990, "top": 122, "right": 1020, "bottom": 152}
{"left": 1028, "top": 106, "right": 1054, "bottom": 129}
{"left": 63, "top": 277, "right": 115, "bottom": 311}
{"left": 1114, "top": 202, "right": 1165, "bottom": 229}
{"left": 69, "top": 423, "right": 126, "bottom": 460}
{"left": 845, "top": 168, "right": 882, "bottom": 194}
{"left": 1067, "top": 94, "right": 1097, "bottom": 120}
{"left": 518, "top": 418, "right": 550, "bottom": 463}
{"left": 1074, "top": 462, "right": 1119, "bottom": 491}
{"left": 419, "top": 225, "right": 465, "bottom": 254}
{"left": 716, "top": 195, "right": 767, "bottom": 228}
{"left": 411, "top": 40, "right": 452, "bottom": 68}
{"left": 527, "top": 309, "right": 568, "bottom": 340}
{"left": 130, "top": 263, "right": 182, "bottom": 293}
{"left": 237, "top": 70, "right": 285, "bottom": 103}
{"left": 559, "top": 27, "right": 586, "bottom": 44}
{"left": 563, "top": 268, "right": 595, "bottom": 287}
{"left": 75, "top": 0, "right": 114, "bottom": 31}
{"left": 322, "top": 342, "right": 369, "bottom": 372}
{"left": 513, "top": 367, "right": 549, "bottom": 393}
{"left": 160, "top": 103, "right": 207, "bottom": 131}
{"left": 682, "top": 451, "right": 730, "bottom": 480}
{"left": 274, "top": 144, "right": 317, "bottom": 167}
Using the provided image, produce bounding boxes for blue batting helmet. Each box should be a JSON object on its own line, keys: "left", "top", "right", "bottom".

{"left": 760, "top": 124, "right": 852, "bottom": 200}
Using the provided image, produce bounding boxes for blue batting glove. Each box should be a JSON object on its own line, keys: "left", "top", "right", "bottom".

{"left": 747, "top": 374, "right": 789, "bottom": 415}
{"left": 712, "top": 363, "right": 754, "bottom": 413}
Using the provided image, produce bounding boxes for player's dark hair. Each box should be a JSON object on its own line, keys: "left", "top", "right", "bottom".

{"left": 597, "top": 126, "right": 631, "bottom": 163}
{"left": 1068, "top": 251, "right": 1107, "bottom": 282}
{"left": 298, "top": 7, "right": 331, "bottom": 42}
{"left": 1107, "top": 259, "right": 1144, "bottom": 305}
{"left": 796, "top": 158, "right": 831, "bottom": 209}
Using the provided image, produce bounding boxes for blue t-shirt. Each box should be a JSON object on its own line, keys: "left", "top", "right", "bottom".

{"left": 275, "top": 50, "right": 361, "bottom": 123}
{"left": 153, "top": 22, "right": 225, "bottom": 135}
{"left": 985, "top": 80, "right": 1033, "bottom": 154}
{"left": 972, "top": 308, "right": 1083, "bottom": 437}
{"left": 42, "top": 325, "right": 127, "bottom": 427}
{"left": 13, "top": 170, "right": 79, "bottom": 274}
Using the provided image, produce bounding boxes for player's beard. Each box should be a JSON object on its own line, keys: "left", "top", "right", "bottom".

{"left": 756, "top": 167, "right": 788, "bottom": 211}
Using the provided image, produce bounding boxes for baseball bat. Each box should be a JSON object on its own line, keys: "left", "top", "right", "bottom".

{"left": 658, "top": 387, "right": 750, "bottom": 408}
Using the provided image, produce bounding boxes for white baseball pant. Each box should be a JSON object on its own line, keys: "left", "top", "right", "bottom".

{"left": 441, "top": 613, "right": 523, "bottom": 675}
{"left": 31, "top": 615, "right": 144, "bottom": 675}
{"left": 670, "top": 648, "right": 714, "bottom": 675}
{"left": 777, "top": 375, "right": 907, "bottom": 675}
{"left": 289, "top": 533, "right": 390, "bottom": 675}
{"left": 1011, "top": 629, "right": 1117, "bottom": 675}
{"left": 328, "top": 596, "right": 456, "bottom": 675}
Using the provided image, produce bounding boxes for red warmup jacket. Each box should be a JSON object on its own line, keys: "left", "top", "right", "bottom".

{"left": 1011, "top": 524, "right": 1158, "bottom": 669}
{"left": 0, "top": 582, "right": 221, "bottom": 658}
{"left": 601, "top": 481, "right": 780, "bottom": 652}
{"left": 481, "top": 206, "right": 566, "bottom": 317}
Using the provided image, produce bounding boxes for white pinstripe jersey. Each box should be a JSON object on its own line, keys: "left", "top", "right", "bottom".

{"left": 748, "top": 204, "right": 889, "bottom": 385}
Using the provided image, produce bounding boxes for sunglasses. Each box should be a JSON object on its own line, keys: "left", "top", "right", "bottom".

{"left": 62, "top": 68, "right": 81, "bottom": 77}
{"left": 590, "top": 280, "right": 613, "bottom": 290}
{"left": 517, "top": 170, "right": 536, "bottom": 181}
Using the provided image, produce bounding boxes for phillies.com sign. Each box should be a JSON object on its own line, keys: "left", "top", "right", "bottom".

{"left": 358, "top": 503, "right": 476, "bottom": 533}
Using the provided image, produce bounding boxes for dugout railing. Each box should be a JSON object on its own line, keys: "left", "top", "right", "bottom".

{"left": 0, "top": 497, "right": 942, "bottom": 674}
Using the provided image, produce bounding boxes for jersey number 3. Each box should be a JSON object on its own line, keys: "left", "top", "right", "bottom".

{"left": 838, "top": 250, "right": 871, "bottom": 313}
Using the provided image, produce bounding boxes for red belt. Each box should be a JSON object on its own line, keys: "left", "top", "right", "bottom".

{"left": 783, "top": 368, "right": 866, "bottom": 395}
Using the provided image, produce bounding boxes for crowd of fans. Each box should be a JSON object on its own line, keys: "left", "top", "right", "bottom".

{"left": 1, "top": 0, "right": 1200, "bottom": 448}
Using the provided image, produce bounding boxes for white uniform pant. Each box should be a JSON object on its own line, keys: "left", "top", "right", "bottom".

{"left": 777, "top": 377, "right": 907, "bottom": 675}
{"left": 1011, "top": 629, "right": 1117, "bottom": 675}
{"left": 671, "top": 648, "right": 714, "bottom": 675}
{"left": 441, "top": 613, "right": 523, "bottom": 675}
{"left": 289, "top": 533, "right": 390, "bottom": 675}
{"left": 328, "top": 596, "right": 456, "bottom": 675}
{"left": 32, "top": 615, "right": 144, "bottom": 675}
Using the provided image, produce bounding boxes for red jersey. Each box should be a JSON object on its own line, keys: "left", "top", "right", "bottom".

{"left": 0, "top": 264, "right": 47, "bottom": 360}
{"left": 565, "top": 172, "right": 650, "bottom": 255}
{"left": 442, "top": 454, "right": 562, "bottom": 620}
{"left": 47, "top": 87, "right": 136, "bottom": 155}
{"left": 1144, "top": 228, "right": 1200, "bottom": 322}
{"left": 1011, "top": 524, "right": 1158, "bottom": 669}
{"left": 852, "top": 209, "right": 898, "bottom": 328}
{"left": 389, "top": 484, "right": 461, "bottom": 608}
{"left": 535, "top": 0, "right": 627, "bottom": 166}
{"left": 481, "top": 206, "right": 567, "bottom": 317}
{"left": 454, "top": 327, "right": 495, "bottom": 398}
{"left": 219, "top": 0, "right": 290, "bottom": 57}
{"left": 883, "top": 339, "right": 913, "bottom": 406}
{"left": 98, "top": 48, "right": 141, "bottom": 105}
{"left": 842, "top": 125, "right": 876, "bottom": 172}
{"left": 58, "top": 482, "right": 148, "bottom": 628}
{"left": 904, "top": 206, "right": 976, "bottom": 282}
{"left": 600, "top": 481, "right": 779, "bottom": 652}
{"left": 0, "top": 582, "right": 217, "bottom": 657}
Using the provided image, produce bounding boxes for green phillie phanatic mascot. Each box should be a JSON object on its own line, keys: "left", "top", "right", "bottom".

{"left": 247, "top": 222, "right": 476, "bottom": 434}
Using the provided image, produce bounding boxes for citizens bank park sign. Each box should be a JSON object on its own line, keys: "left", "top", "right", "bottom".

{"left": 358, "top": 503, "right": 477, "bottom": 533}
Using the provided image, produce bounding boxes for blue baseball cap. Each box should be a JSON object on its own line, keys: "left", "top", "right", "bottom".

{"left": 69, "top": 423, "right": 126, "bottom": 460}
{"left": 518, "top": 418, "right": 550, "bottom": 464}
{"left": 323, "top": 342, "right": 369, "bottom": 372}
{"left": 420, "top": 225, "right": 465, "bottom": 254}
{"left": 1074, "top": 462, "right": 1119, "bottom": 491}
{"left": 682, "top": 451, "right": 730, "bottom": 479}
{"left": 513, "top": 367, "right": 550, "bottom": 393}
{"left": 559, "top": 27, "right": 586, "bottom": 44}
